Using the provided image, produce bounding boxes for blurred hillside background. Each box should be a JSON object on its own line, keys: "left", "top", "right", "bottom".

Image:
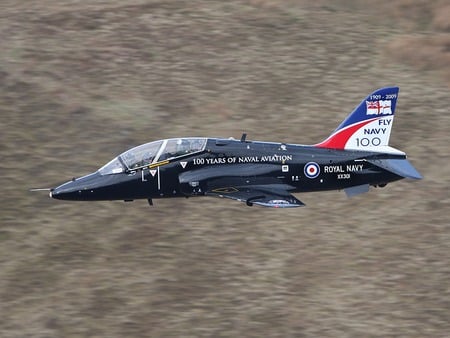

{"left": 1, "top": 0, "right": 449, "bottom": 337}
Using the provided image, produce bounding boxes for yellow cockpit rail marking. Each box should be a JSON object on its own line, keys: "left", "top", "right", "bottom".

{"left": 148, "top": 160, "right": 170, "bottom": 169}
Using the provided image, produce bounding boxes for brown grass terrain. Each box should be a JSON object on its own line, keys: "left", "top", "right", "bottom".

{"left": 1, "top": 1, "right": 449, "bottom": 337}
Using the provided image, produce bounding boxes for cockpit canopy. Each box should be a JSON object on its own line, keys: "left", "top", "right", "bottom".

{"left": 98, "top": 138, "right": 207, "bottom": 175}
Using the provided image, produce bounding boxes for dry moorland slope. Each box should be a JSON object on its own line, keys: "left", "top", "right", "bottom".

{"left": 0, "top": 1, "right": 449, "bottom": 337}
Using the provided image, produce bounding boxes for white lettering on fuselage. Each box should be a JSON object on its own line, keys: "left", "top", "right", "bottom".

{"left": 346, "top": 164, "right": 363, "bottom": 172}
{"left": 238, "top": 156, "right": 259, "bottom": 163}
{"left": 324, "top": 164, "right": 363, "bottom": 173}
{"left": 206, "top": 157, "right": 226, "bottom": 165}
{"left": 192, "top": 154, "right": 293, "bottom": 166}
{"left": 324, "top": 165, "right": 344, "bottom": 173}
{"left": 260, "top": 154, "right": 292, "bottom": 162}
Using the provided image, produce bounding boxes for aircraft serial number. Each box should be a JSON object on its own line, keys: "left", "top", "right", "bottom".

{"left": 337, "top": 173, "right": 350, "bottom": 179}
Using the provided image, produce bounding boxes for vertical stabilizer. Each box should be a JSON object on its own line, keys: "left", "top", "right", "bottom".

{"left": 316, "top": 87, "right": 399, "bottom": 151}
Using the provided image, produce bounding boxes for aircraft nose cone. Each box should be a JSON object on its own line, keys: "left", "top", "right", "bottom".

{"left": 51, "top": 180, "right": 81, "bottom": 200}
{"left": 51, "top": 172, "right": 101, "bottom": 201}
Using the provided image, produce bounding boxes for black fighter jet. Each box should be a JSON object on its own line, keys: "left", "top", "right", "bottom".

{"left": 40, "top": 87, "right": 422, "bottom": 208}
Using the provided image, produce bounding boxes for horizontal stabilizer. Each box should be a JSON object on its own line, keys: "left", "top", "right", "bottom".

{"left": 367, "top": 159, "right": 422, "bottom": 179}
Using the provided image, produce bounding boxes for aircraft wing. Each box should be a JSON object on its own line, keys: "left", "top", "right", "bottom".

{"left": 179, "top": 165, "right": 304, "bottom": 208}
{"left": 207, "top": 185, "right": 305, "bottom": 208}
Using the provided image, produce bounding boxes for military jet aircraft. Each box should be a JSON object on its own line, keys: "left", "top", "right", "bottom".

{"left": 38, "top": 87, "right": 422, "bottom": 208}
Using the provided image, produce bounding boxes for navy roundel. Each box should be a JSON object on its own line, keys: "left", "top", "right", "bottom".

{"left": 304, "top": 162, "right": 320, "bottom": 179}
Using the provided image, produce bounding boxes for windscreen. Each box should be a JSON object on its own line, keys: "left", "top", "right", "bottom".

{"left": 98, "top": 157, "right": 125, "bottom": 175}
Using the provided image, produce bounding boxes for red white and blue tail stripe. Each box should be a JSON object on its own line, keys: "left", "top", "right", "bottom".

{"left": 316, "top": 87, "right": 399, "bottom": 151}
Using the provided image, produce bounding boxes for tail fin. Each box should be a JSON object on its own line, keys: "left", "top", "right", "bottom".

{"left": 316, "top": 87, "right": 399, "bottom": 151}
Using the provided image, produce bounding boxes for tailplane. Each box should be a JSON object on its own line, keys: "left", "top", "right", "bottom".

{"left": 367, "top": 158, "right": 423, "bottom": 180}
{"left": 316, "top": 87, "right": 399, "bottom": 152}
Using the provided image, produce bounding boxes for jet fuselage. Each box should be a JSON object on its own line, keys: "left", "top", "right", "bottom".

{"left": 51, "top": 138, "right": 405, "bottom": 203}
